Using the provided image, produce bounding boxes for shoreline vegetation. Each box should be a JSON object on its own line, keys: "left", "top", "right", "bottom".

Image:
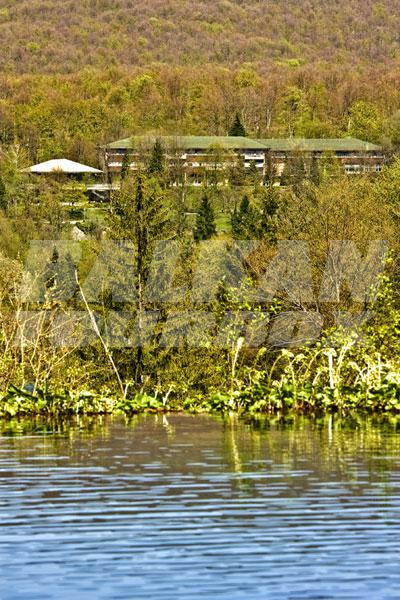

{"left": 3, "top": 309, "right": 400, "bottom": 417}
{"left": 2, "top": 382, "right": 400, "bottom": 419}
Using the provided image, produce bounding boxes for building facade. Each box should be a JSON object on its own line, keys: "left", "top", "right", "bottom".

{"left": 103, "top": 135, "right": 385, "bottom": 183}
{"left": 258, "top": 138, "right": 385, "bottom": 176}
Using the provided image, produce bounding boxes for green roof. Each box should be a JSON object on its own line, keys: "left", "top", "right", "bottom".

{"left": 107, "top": 135, "right": 269, "bottom": 150}
{"left": 258, "top": 137, "right": 382, "bottom": 152}
{"left": 106, "top": 135, "right": 382, "bottom": 153}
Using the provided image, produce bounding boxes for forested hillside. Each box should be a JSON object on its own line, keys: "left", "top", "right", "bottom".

{"left": 1, "top": 0, "right": 400, "bottom": 165}
{"left": 1, "top": 0, "right": 400, "bottom": 73}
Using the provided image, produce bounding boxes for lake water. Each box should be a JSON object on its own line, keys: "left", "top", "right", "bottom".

{"left": 0, "top": 414, "right": 399, "bottom": 599}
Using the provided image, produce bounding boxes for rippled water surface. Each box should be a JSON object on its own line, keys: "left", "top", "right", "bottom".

{"left": 0, "top": 414, "right": 400, "bottom": 599}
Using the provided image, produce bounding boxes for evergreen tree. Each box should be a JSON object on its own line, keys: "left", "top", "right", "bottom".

{"left": 148, "top": 138, "right": 165, "bottom": 176}
{"left": 207, "top": 144, "right": 226, "bottom": 187}
{"left": 228, "top": 113, "right": 246, "bottom": 137}
{"left": 111, "top": 174, "right": 172, "bottom": 281}
{"left": 228, "top": 153, "right": 246, "bottom": 187}
{"left": 59, "top": 252, "right": 77, "bottom": 302}
{"left": 109, "top": 173, "right": 175, "bottom": 382}
{"left": 279, "top": 155, "right": 305, "bottom": 190}
{"left": 120, "top": 151, "right": 131, "bottom": 180}
{"left": 231, "top": 194, "right": 259, "bottom": 239}
{"left": 280, "top": 160, "right": 291, "bottom": 186}
{"left": 263, "top": 151, "right": 276, "bottom": 186}
{"left": 292, "top": 155, "right": 306, "bottom": 192}
{"left": 310, "top": 153, "right": 320, "bottom": 186}
{"left": 45, "top": 247, "right": 59, "bottom": 290}
{"left": 259, "top": 184, "right": 279, "bottom": 243}
{"left": 44, "top": 248, "right": 76, "bottom": 301}
{"left": 248, "top": 160, "right": 260, "bottom": 188}
{"left": 194, "top": 194, "right": 216, "bottom": 241}
{"left": 231, "top": 203, "right": 240, "bottom": 237}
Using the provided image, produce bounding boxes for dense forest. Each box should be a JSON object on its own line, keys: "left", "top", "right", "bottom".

{"left": 2, "top": 63, "right": 400, "bottom": 168}
{"left": 1, "top": 1, "right": 400, "bottom": 167}
{"left": 1, "top": 0, "right": 400, "bottom": 74}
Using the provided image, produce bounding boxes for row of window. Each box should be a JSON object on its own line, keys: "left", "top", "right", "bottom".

{"left": 344, "top": 164, "right": 382, "bottom": 173}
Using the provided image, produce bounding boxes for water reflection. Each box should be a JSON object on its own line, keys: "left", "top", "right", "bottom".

{"left": 0, "top": 414, "right": 399, "bottom": 599}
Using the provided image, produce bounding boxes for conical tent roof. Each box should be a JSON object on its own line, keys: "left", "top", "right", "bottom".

{"left": 23, "top": 158, "right": 102, "bottom": 174}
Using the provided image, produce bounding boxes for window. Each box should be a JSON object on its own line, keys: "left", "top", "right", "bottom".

{"left": 344, "top": 164, "right": 363, "bottom": 174}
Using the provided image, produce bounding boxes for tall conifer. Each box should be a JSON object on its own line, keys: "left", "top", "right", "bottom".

{"left": 229, "top": 113, "right": 246, "bottom": 136}
{"left": 194, "top": 194, "right": 216, "bottom": 240}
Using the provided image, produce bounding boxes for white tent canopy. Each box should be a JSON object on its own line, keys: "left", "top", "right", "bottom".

{"left": 23, "top": 158, "right": 102, "bottom": 174}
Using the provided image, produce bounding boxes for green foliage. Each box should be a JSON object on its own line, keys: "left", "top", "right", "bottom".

{"left": 309, "top": 153, "right": 320, "bottom": 186}
{"left": 110, "top": 173, "right": 173, "bottom": 258}
{"left": 108, "top": 173, "right": 177, "bottom": 383}
{"left": 228, "top": 113, "right": 246, "bottom": 137}
{"left": 319, "top": 151, "right": 342, "bottom": 182}
{"left": 373, "top": 157, "right": 400, "bottom": 221}
{"left": 231, "top": 194, "right": 259, "bottom": 239}
{"left": 0, "top": 0, "right": 398, "bottom": 162}
{"left": 0, "top": 385, "right": 167, "bottom": 417}
{"left": 120, "top": 151, "right": 131, "bottom": 180}
{"left": 44, "top": 247, "right": 77, "bottom": 301}
{"left": 0, "top": 0, "right": 400, "bottom": 78}
{"left": 258, "top": 184, "right": 279, "bottom": 241}
{"left": 349, "top": 100, "right": 383, "bottom": 143}
{"left": 0, "top": 177, "right": 6, "bottom": 211}
{"left": 248, "top": 160, "right": 260, "bottom": 187}
{"left": 280, "top": 154, "right": 306, "bottom": 189}
{"left": 2, "top": 243, "right": 400, "bottom": 416}
{"left": 147, "top": 139, "right": 165, "bottom": 176}
{"left": 62, "top": 181, "right": 87, "bottom": 205}
{"left": 278, "top": 86, "right": 311, "bottom": 136}
{"left": 228, "top": 154, "right": 247, "bottom": 187}
{"left": 194, "top": 194, "right": 216, "bottom": 240}
{"left": 264, "top": 152, "right": 276, "bottom": 186}
{"left": 0, "top": 64, "right": 395, "bottom": 167}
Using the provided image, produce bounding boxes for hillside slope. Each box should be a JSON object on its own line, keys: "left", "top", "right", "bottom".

{"left": 1, "top": 0, "right": 400, "bottom": 73}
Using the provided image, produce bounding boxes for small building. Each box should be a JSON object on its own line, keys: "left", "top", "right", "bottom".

{"left": 22, "top": 158, "right": 115, "bottom": 201}
{"left": 23, "top": 158, "right": 103, "bottom": 178}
